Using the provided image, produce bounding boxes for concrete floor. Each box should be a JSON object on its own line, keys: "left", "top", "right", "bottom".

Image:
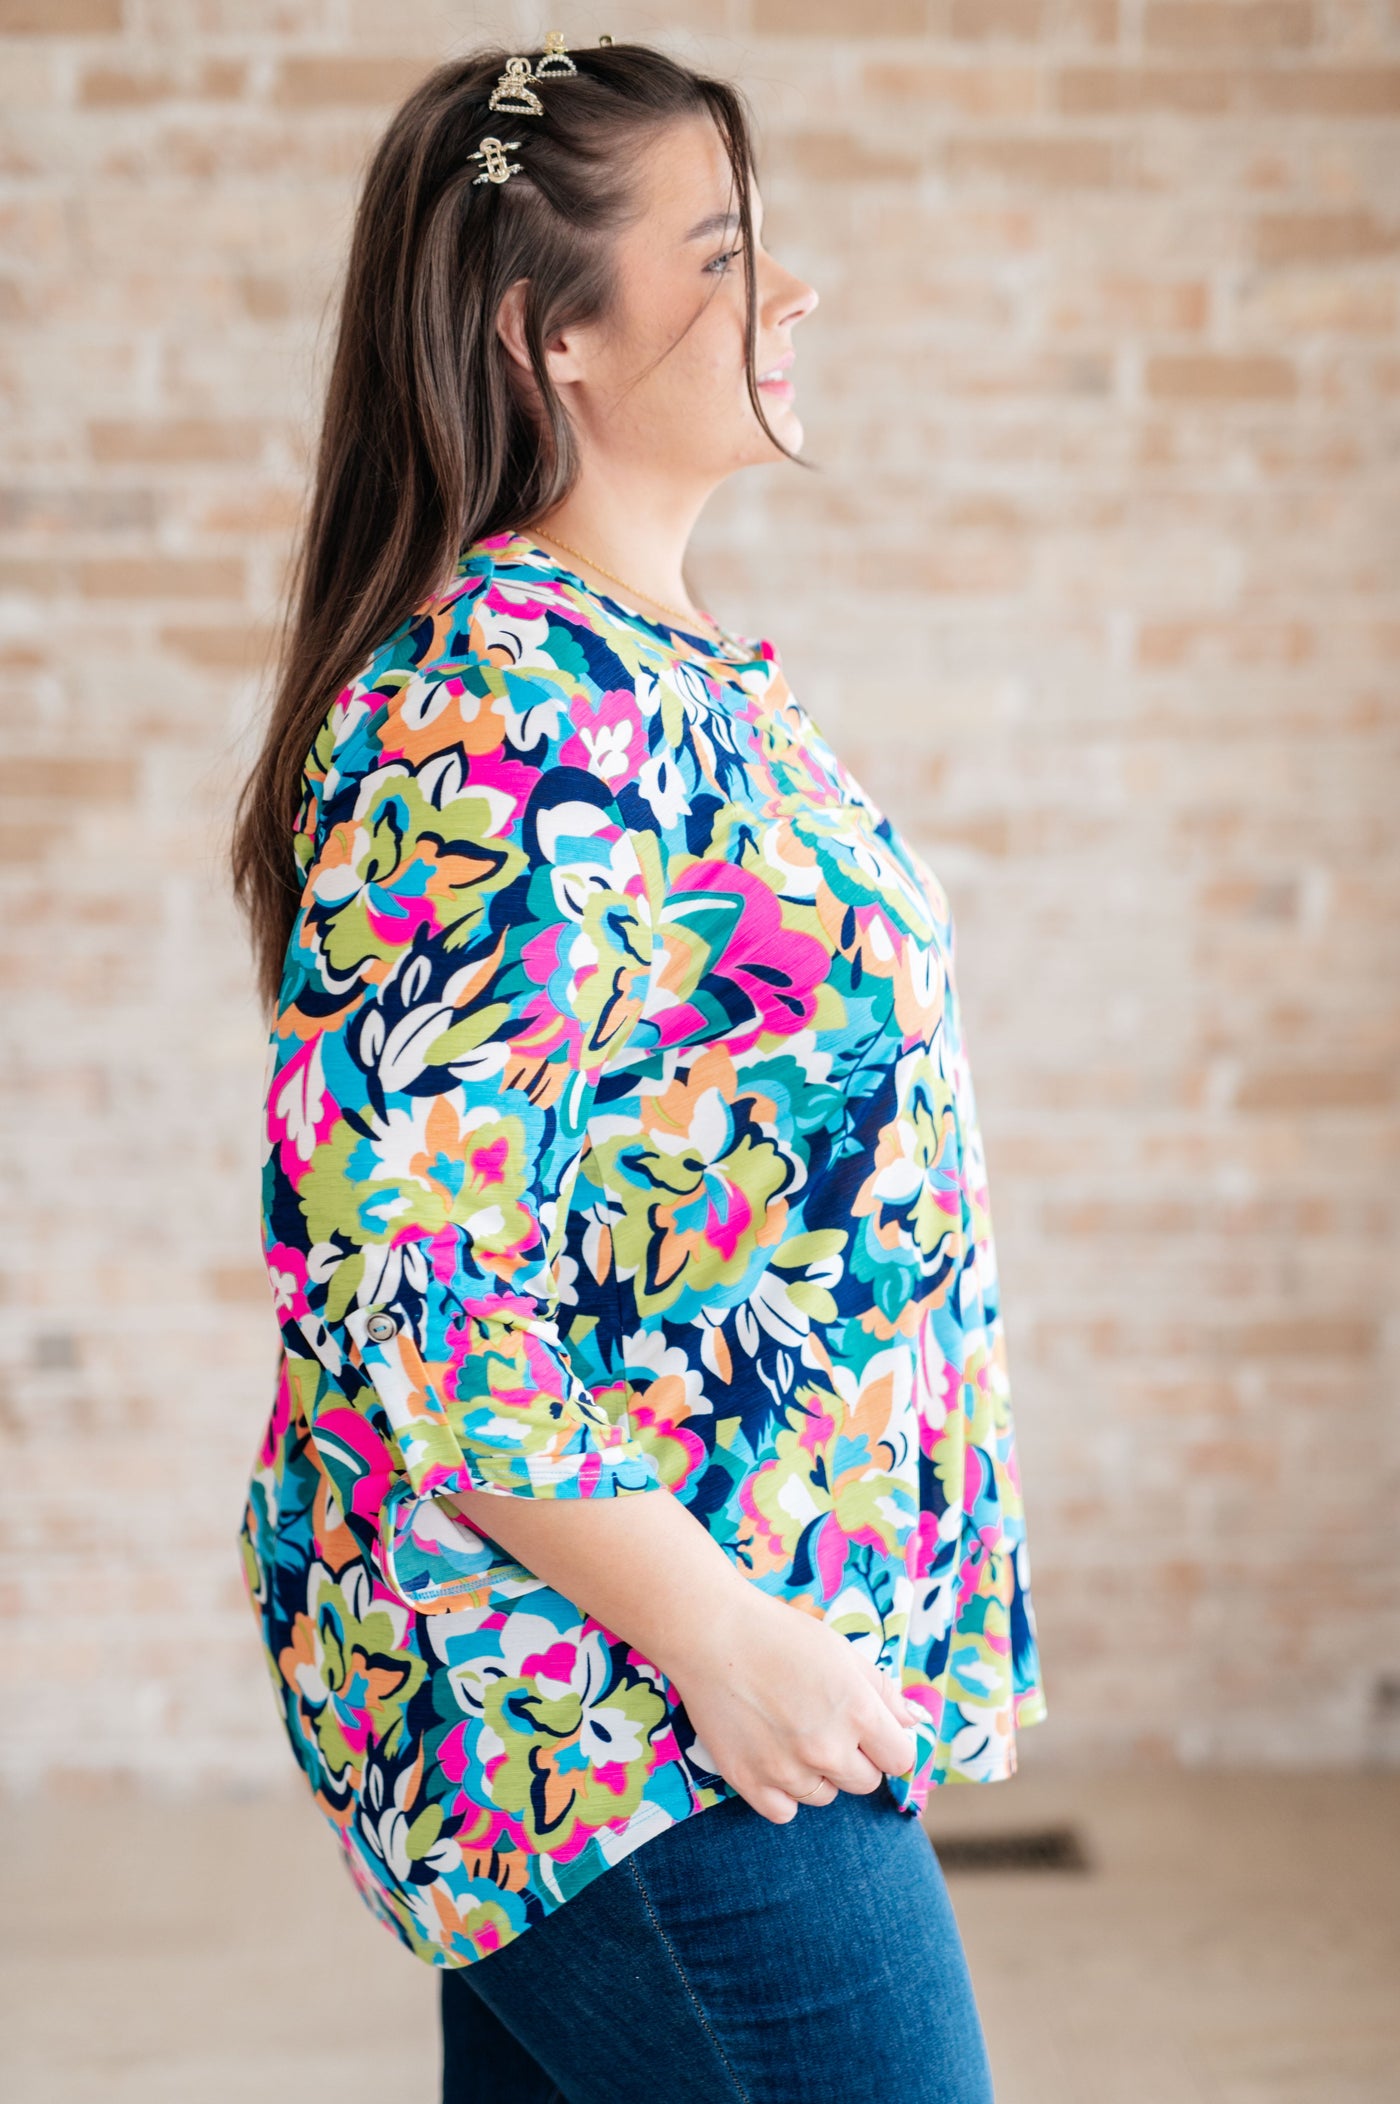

{"left": 2, "top": 1770, "right": 1397, "bottom": 2103}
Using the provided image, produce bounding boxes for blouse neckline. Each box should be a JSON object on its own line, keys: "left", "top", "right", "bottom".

{"left": 480, "top": 529, "right": 769, "bottom": 671}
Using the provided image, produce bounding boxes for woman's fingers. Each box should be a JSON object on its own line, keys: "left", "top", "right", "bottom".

{"left": 855, "top": 1687, "right": 920, "bottom": 1780}
{"left": 821, "top": 1742, "right": 884, "bottom": 1792}
{"left": 745, "top": 1781, "right": 802, "bottom": 1825}
{"left": 885, "top": 1680, "right": 921, "bottom": 1732}
{"left": 849, "top": 1656, "right": 922, "bottom": 1777}
{"left": 854, "top": 1652, "right": 921, "bottom": 1729}
{"left": 773, "top": 1775, "right": 839, "bottom": 1810}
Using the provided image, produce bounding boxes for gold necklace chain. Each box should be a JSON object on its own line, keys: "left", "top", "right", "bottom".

{"left": 526, "top": 527, "right": 733, "bottom": 645}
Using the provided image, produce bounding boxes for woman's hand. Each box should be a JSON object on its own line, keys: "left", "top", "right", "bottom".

{"left": 666, "top": 1585, "right": 921, "bottom": 1825}
{"left": 444, "top": 1484, "right": 920, "bottom": 1824}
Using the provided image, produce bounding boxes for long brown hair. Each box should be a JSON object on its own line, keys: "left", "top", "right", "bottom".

{"left": 231, "top": 40, "right": 799, "bottom": 1012}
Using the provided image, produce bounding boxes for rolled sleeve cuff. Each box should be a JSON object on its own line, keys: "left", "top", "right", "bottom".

{"left": 338, "top": 1300, "right": 662, "bottom": 1506}
{"left": 458, "top": 1438, "right": 663, "bottom": 1499}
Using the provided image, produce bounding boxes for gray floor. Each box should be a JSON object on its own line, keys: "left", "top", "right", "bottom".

{"left": 2, "top": 1770, "right": 1397, "bottom": 2102}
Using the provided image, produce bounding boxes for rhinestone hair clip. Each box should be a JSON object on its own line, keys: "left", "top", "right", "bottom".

{"left": 471, "top": 31, "right": 584, "bottom": 187}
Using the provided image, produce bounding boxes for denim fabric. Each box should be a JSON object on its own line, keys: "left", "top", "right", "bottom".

{"left": 440, "top": 1782, "right": 995, "bottom": 2104}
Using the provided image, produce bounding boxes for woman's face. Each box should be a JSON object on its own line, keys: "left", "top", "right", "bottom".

{"left": 537, "top": 113, "right": 819, "bottom": 491}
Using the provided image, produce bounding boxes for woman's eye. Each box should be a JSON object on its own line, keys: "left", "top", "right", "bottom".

{"left": 706, "top": 246, "right": 744, "bottom": 275}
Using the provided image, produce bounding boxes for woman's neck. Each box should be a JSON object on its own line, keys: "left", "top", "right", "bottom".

{"left": 529, "top": 477, "right": 713, "bottom": 624}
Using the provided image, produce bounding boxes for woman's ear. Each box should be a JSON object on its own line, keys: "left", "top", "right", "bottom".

{"left": 495, "top": 278, "right": 533, "bottom": 377}
{"left": 495, "top": 277, "right": 588, "bottom": 389}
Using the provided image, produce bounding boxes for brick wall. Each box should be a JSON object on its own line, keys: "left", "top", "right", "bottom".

{"left": 1, "top": 0, "right": 1396, "bottom": 1789}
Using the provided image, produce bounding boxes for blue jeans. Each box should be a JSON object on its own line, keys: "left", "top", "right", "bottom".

{"left": 440, "top": 1781, "right": 995, "bottom": 2103}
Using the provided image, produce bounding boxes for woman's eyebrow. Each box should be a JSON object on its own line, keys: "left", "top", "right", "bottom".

{"left": 684, "top": 209, "right": 741, "bottom": 241}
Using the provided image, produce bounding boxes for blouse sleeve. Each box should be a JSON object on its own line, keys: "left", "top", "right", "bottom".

{"left": 262, "top": 649, "right": 667, "bottom": 1545}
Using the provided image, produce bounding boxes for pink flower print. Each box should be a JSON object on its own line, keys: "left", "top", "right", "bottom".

{"left": 267, "top": 1034, "right": 339, "bottom": 1187}
{"left": 659, "top": 861, "right": 829, "bottom": 1052}
{"left": 462, "top": 751, "right": 537, "bottom": 826}
{"left": 264, "top": 1240, "right": 311, "bottom": 1323}
{"left": 560, "top": 689, "right": 646, "bottom": 784}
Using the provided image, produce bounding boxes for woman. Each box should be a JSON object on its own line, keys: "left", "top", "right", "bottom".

{"left": 234, "top": 36, "right": 1046, "bottom": 2104}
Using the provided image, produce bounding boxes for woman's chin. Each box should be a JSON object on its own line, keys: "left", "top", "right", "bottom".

{"left": 747, "top": 403, "right": 803, "bottom": 461}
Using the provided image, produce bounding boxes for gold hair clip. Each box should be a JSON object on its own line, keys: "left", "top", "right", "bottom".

{"left": 535, "top": 30, "right": 578, "bottom": 77}
{"left": 477, "top": 35, "right": 578, "bottom": 188}
{"left": 470, "top": 136, "right": 523, "bottom": 185}
{"left": 488, "top": 55, "right": 544, "bottom": 115}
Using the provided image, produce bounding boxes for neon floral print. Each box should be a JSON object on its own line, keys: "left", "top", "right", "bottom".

{"left": 240, "top": 529, "right": 1047, "bottom": 1971}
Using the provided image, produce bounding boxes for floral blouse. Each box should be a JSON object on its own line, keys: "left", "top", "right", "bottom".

{"left": 240, "top": 528, "right": 1047, "bottom": 1971}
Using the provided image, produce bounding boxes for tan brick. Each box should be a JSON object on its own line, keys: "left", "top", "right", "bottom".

{"left": 861, "top": 62, "right": 1042, "bottom": 118}
{"left": 139, "top": 0, "right": 323, "bottom": 28}
{"left": 0, "top": 195, "right": 68, "bottom": 268}
{"left": 1057, "top": 65, "right": 1238, "bottom": 114}
{"left": 947, "top": 494, "right": 1028, "bottom": 529}
{"left": 271, "top": 55, "right": 432, "bottom": 107}
{"left": 235, "top": 275, "right": 294, "bottom": 322}
{"left": 1145, "top": 352, "right": 1297, "bottom": 399}
{"left": 1059, "top": 1198, "right": 1199, "bottom": 1234}
{"left": 1253, "top": 210, "right": 1400, "bottom": 265}
{"left": 1235, "top": 1069, "right": 1395, "bottom": 1112}
{"left": 949, "top": 0, "right": 1043, "bottom": 37}
{"left": 1198, "top": 876, "right": 1301, "bottom": 920}
{"left": 0, "top": 486, "right": 158, "bottom": 532}
{"left": 929, "top": 348, "right": 1116, "bottom": 401}
{"left": 159, "top": 118, "right": 378, "bottom": 186}
{"left": 1145, "top": 0, "right": 1314, "bottom": 47}
{"left": 1058, "top": 0, "right": 1119, "bottom": 37}
{"left": 79, "top": 557, "right": 246, "bottom": 599}
{"left": 851, "top": 539, "right": 1030, "bottom": 593}
{"left": 1249, "top": 66, "right": 1400, "bottom": 114}
{"left": 945, "top": 134, "right": 1121, "bottom": 186}
{"left": 783, "top": 133, "right": 923, "bottom": 184}
{"left": 195, "top": 487, "right": 302, "bottom": 533}
{"left": 1232, "top": 1318, "right": 1377, "bottom": 1360}
{"left": 0, "top": 559, "right": 72, "bottom": 595}
{"left": 0, "top": 822, "right": 48, "bottom": 862}
{"left": 208, "top": 1265, "right": 270, "bottom": 1306}
{"left": 0, "top": 0, "right": 122, "bottom": 28}
{"left": 932, "top": 813, "right": 1014, "bottom": 854}
{"left": 78, "top": 59, "right": 249, "bottom": 106}
{"left": 88, "top": 419, "right": 266, "bottom": 466}
{"left": 200, "top": 60, "right": 246, "bottom": 99}
{"left": 752, "top": 0, "right": 925, "bottom": 26}
{"left": 6, "top": 757, "right": 137, "bottom": 801}
{"left": 1240, "top": 273, "right": 1397, "bottom": 335}
{"left": 1372, "top": 351, "right": 1400, "bottom": 397}
{"left": 1136, "top": 619, "right": 1316, "bottom": 666}
{"left": 1049, "top": 273, "right": 1211, "bottom": 333}
{"left": 159, "top": 623, "right": 276, "bottom": 670}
